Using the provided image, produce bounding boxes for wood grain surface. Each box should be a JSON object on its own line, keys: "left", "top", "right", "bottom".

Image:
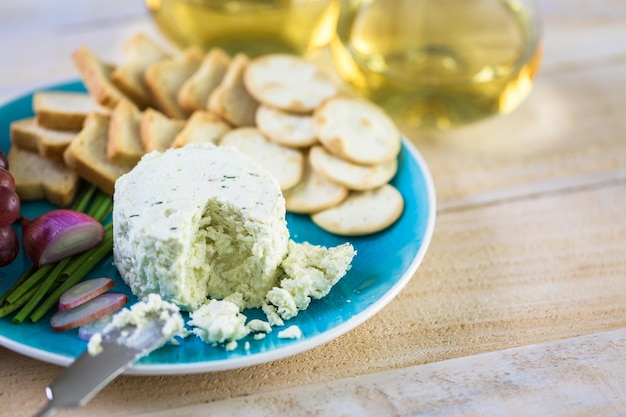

{"left": 1, "top": 0, "right": 625, "bottom": 416}
{"left": 130, "top": 328, "right": 626, "bottom": 417}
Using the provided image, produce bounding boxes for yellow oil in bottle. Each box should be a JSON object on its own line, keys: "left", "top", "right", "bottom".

{"left": 331, "top": 0, "right": 543, "bottom": 129}
{"left": 146, "top": 0, "right": 338, "bottom": 57}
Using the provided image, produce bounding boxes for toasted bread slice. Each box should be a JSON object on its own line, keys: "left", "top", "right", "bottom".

{"left": 10, "top": 117, "right": 77, "bottom": 161}
{"left": 107, "top": 99, "right": 144, "bottom": 165}
{"left": 9, "top": 119, "right": 39, "bottom": 151}
{"left": 144, "top": 46, "right": 204, "bottom": 119}
{"left": 63, "top": 112, "right": 134, "bottom": 195}
{"left": 33, "top": 91, "right": 102, "bottom": 131}
{"left": 177, "top": 48, "right": 230, "bottom": 113}
{"left": 110, "top": 33, "right": 170, "bottom": 109}
{"left": 72, "top": 46, "right": 126, "bottom": 108}
{"left": 8, "top": 145, "right": 80, "bottom": 207}
{"left": 208, "top": 53, "right": 259, "bottom": 127}
{"left": 139, "top": 108, "right": 185, "bottom": 152}
{"left": 170, "top": 110, "right": 230, "bottom": 148}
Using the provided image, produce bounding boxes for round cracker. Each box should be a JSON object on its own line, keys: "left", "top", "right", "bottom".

{"left": 314, "top": 97, "right": 401, "bottom": 165}
{"left": 309, "top": 145, "right": 398, "bottom": 191}
{"left": 219, "top": 127, "right": 304, "bottom": 191}
{"left": 311, "top": 184, "right": 404, "bottom": 236}
{"left": 255, "top": 105, "right": 318, "bottom": 148}
{"left": 284, "top": 156, "right": 348, "bottom": 214}
{"left": 244, "top": 54, "right": 337, "bottom": 113}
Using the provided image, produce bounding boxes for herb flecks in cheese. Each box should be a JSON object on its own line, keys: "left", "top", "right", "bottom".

{"left": 113, "top": 144, "right": 289, "bottom": 311}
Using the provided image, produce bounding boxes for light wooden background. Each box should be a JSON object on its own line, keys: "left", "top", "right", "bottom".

{"left": 0, "top": 0, "right": 625, "bottom": 415}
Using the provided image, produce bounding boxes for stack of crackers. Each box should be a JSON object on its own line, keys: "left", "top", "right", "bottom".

{"left": 9, "top": 33, "right": 405, "bottom": 236}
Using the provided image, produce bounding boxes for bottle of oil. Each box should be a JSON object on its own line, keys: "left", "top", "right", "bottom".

{"left": 145, "top": 0, "right": 339, "bottom": 57}
{"left": 331, "top": 0, "right": 543, "bottom": 129}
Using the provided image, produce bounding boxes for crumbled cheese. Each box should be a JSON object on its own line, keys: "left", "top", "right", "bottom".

{"left": 87, "top": 294, "right": 185, "bottom": 355}
{"left": 265, "top": 288, "right": 298, "bottom": 320}
{"left": 266, "top": 241, "right": 356, "bottom": 321}
{"left": 247, "top": 319, "right": 272, "bottom": 334}
{"left": 223, "top": 293, "right": 245, "bottom": 311}
{"left": 87, "top": 332, "right": 103, "bottom": 356}
{"left": 164, "top": 238, "right": 355, "bottom": 348}
{"left": 277, "top": 325, "right": 303, "bottom": 340}
{"left": 188, "top": 299, "right": 250, "bottom": 345}
{"left": 261, "top": 303, "right": 284, "bottom": 327}
{"left": 107, "top": 294, "right": 186, "bottom": 345}
{"left": 113, "top": 143, "right": 289, "bottom": 311}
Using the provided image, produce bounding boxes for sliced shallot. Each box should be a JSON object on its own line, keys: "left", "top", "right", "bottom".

{"left": 58, "top": 277, "right": 115, "bottom": 311}
{"left": 22, "top": 209, "right": 105, "bottom": 267}
{"left": 50, "top": 293, "right": 128, "bottom": 332}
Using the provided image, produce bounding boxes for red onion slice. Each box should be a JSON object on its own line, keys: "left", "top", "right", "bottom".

{"left": 22, "top": 209, "right": 105, "bottom": 267}
{"left": 50, "top": 293, "right": 128, "bottom": 332}
{"left": 58, "top": 277, "right": 116, "bottom": 311}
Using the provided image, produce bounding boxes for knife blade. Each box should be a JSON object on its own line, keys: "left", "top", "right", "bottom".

{"left": 33, "top": 311, "right": 175, "bottom": 417}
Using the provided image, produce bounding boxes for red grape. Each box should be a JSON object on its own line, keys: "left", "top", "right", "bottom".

{"left": 0, "top": 168, "right": 15, "bottom": 191}
{"left": 0, "top": 186, "right": 20, "bottom": 226}
{"left": 0, "top": 150, "right": 8, "bottom": 170}
{"left": 0, "top": 225, "right": 19, "bottom": 266}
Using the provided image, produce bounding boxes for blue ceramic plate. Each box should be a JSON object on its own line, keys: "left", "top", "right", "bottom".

{"left": 0, "top": 81, "right": 436, "bottom": 375}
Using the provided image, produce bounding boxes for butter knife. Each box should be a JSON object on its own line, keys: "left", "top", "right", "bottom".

{"left": 34, "top": 313, "right": 174, "bottom": 417}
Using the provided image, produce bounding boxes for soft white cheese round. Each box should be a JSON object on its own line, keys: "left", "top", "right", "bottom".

{"left": 113, "top": 143, "right": 289, "bottom": 311}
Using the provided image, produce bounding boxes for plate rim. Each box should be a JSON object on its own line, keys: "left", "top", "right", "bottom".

{"left": 0, "top": 81, "right": 437, "bottom": 375}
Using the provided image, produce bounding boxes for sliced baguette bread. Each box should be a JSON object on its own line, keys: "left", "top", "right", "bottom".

{"left": 110, "top": 33, "right": 170, "bottom": 109}
{"left": 208, "top": 53, "right": 259, "bottom": 127}
{"left": 177, "top": 47, "right": 230, "bottom": 113}
{"left": 139, "top": 108, "right": 185, "bottom": 152}
{"left": 107, "top": 99, "right": 144, "bottom": 165}
{"left": 170, "top": 110, "right": 230, "bottom": 148}
{"left": 8, "top": 145, "right": 80, "bottom": 207}
{"left": 33, "top": 91, "right": 102, "bottom": 131}
{"left": 144, "top": 46, "right": 204, "bottom": 119}
{"left": 10, "top": 117, "right": 77, "bottom": 161}
{"left": 63, "top": 112, "right": 134, "bottom": 195}
{"left": 72, "top": 46, "right": 126, "bottom": 108}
